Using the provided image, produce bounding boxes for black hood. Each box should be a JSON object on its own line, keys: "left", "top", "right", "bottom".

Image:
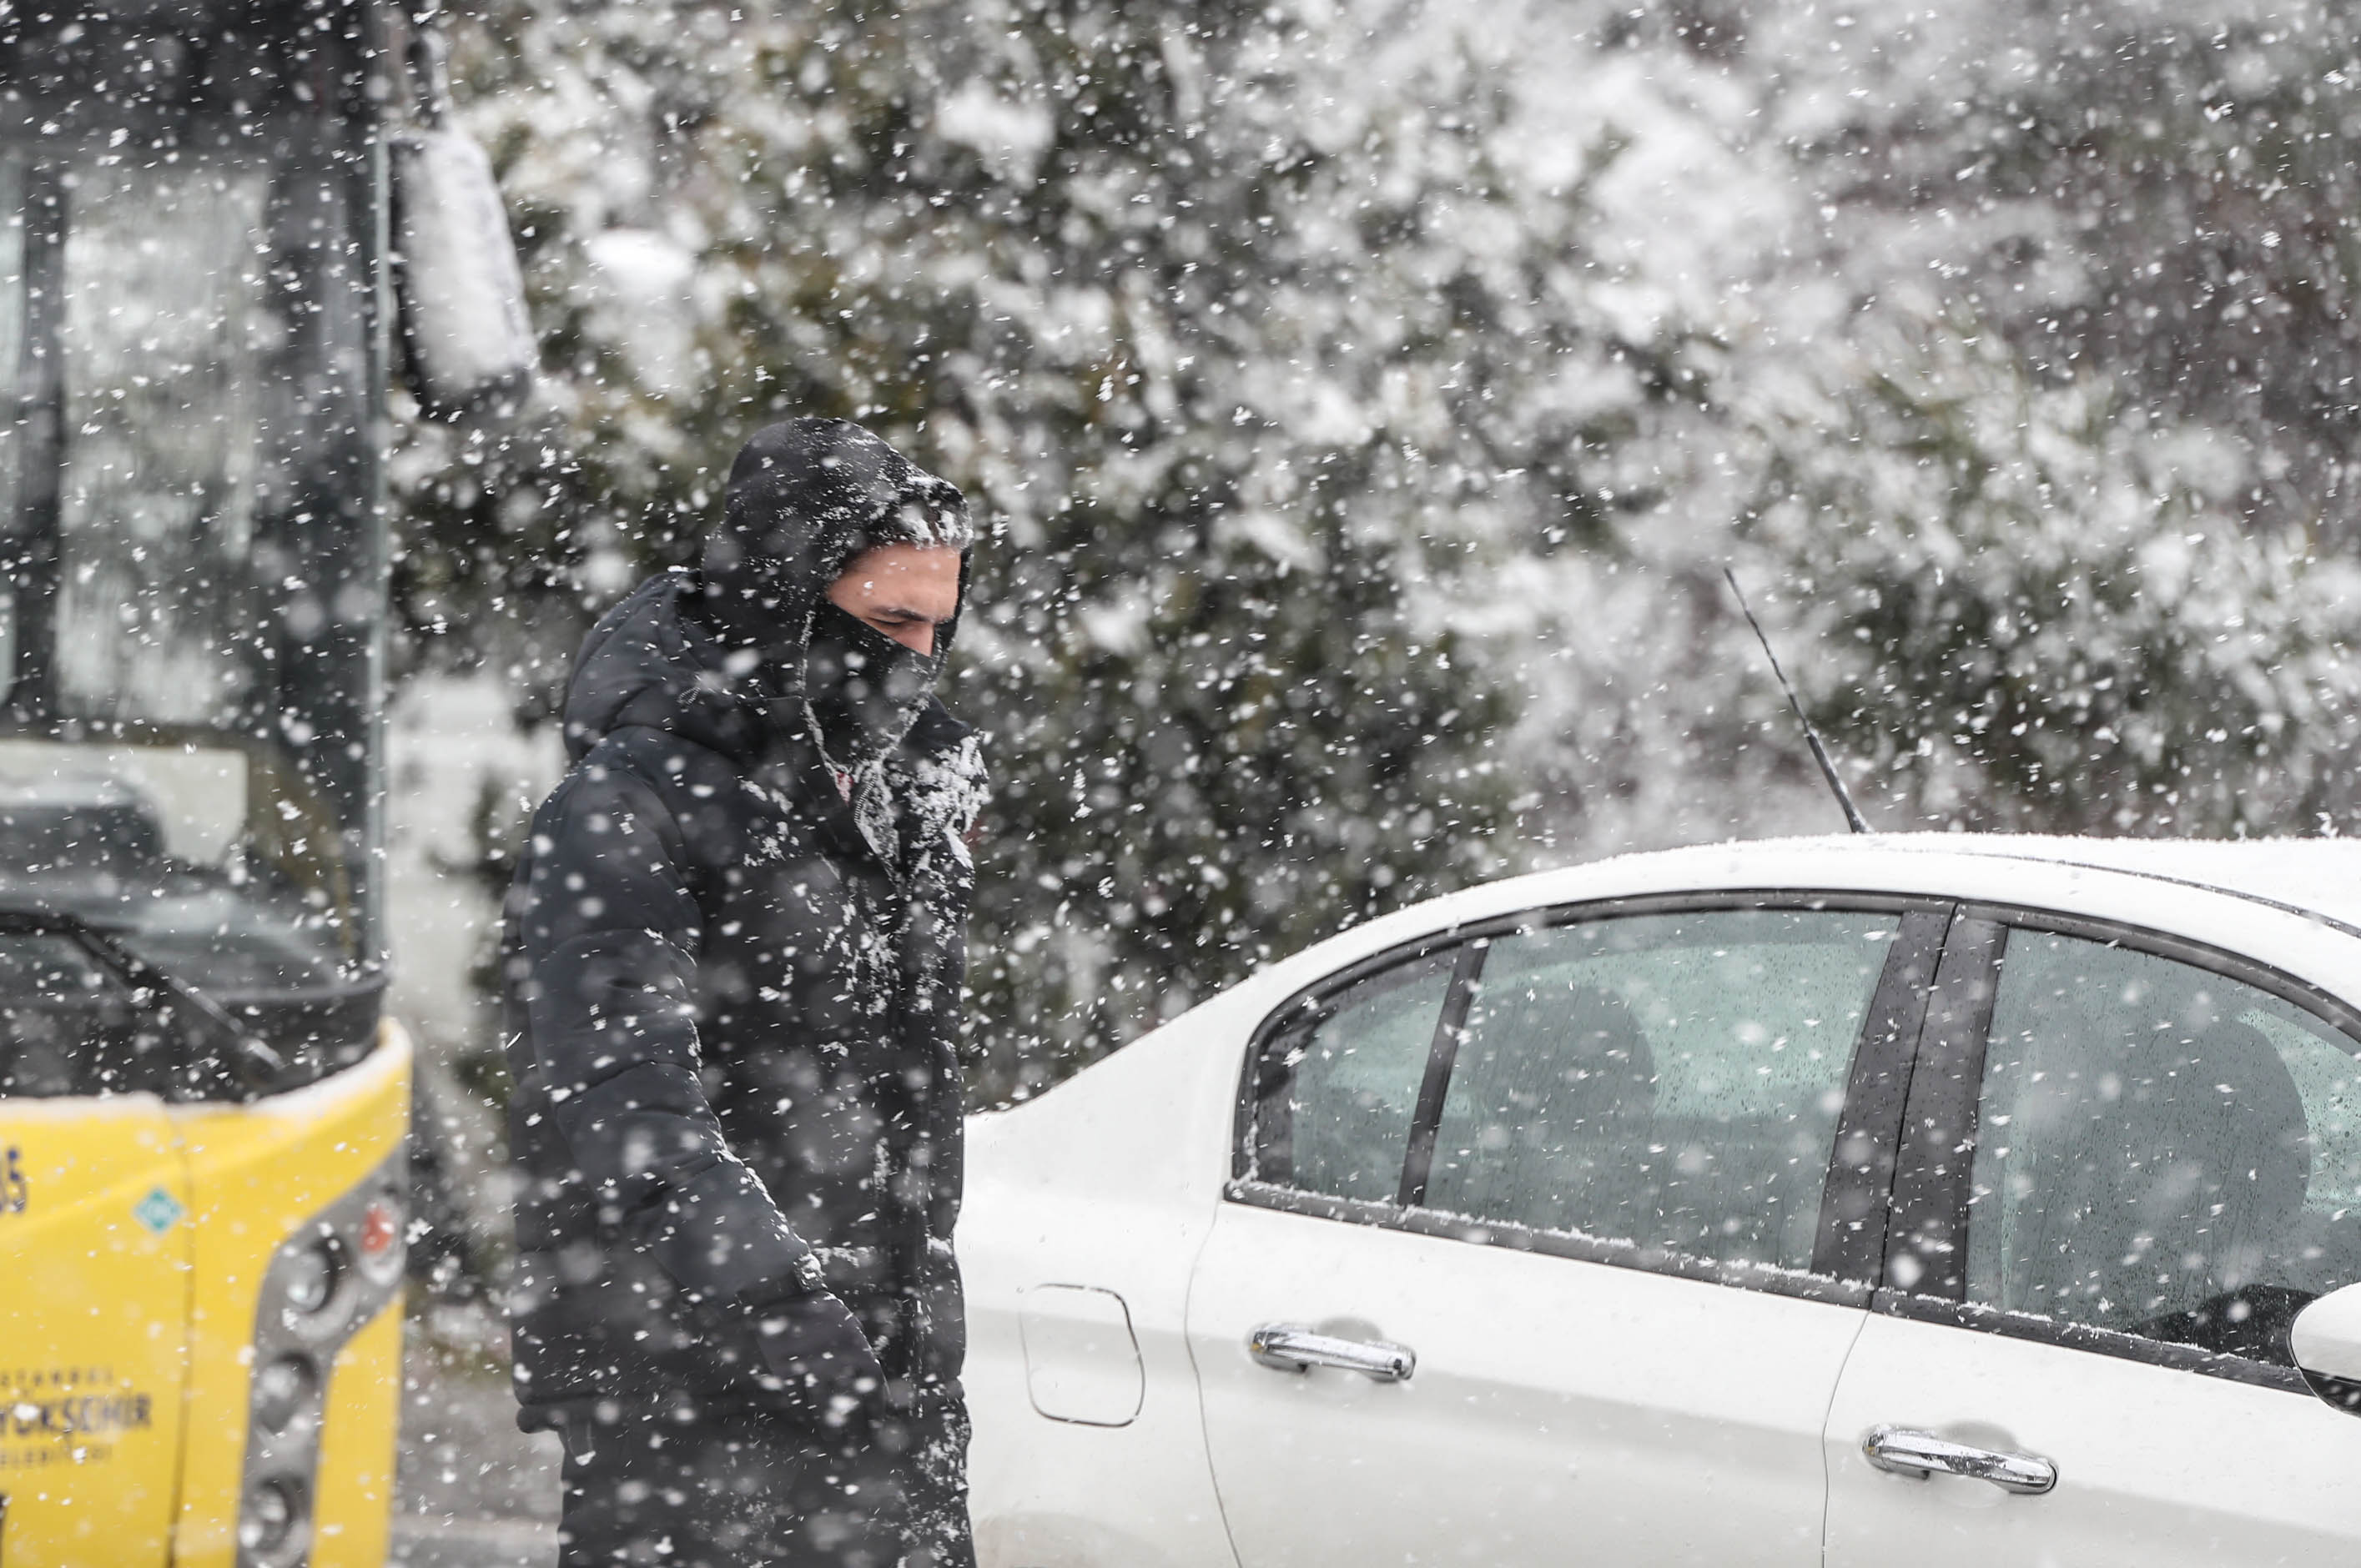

{"left": 693, "top": 418, "right": 973, "bottom": 657}
{"left": 689, "top": 419, "right": 974, "bottom": 767}
{"left": 561, "top": 420, "right": 975, "bottom": 768}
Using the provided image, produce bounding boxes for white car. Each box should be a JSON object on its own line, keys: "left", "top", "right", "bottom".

{"left": 959, "top": 835, "right": 2361, "bottom": 1565}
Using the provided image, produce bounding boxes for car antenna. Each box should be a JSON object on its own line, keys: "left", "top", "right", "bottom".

{"left": 1721, "top": 565, "right": 1870, "bottom": 835}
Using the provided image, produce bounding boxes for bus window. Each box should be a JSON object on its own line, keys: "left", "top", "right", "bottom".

{"left": 0, "top": 118, "right": 385, "bottom": 1098}
{"left": 0, "top": 932, "right": 169, "bottom": 1098}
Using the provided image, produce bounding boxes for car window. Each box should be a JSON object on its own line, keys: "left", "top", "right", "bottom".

{"left": 1425, "top": 908, "right": 1898, "bottom": 1272}
{"left": 1258, "top": 948, "right": 1456, "bottom": 1203}
{"left": 1966, "top": 928, "right": 2361, "bottom": 1365}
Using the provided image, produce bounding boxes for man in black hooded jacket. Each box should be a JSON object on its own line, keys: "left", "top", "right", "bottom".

{"left": 501, "top": 419, "right": 988, "bottom": 1567}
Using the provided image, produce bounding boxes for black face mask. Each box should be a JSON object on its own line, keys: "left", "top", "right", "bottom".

{"left": 799, "top": 601, "right": 943, "bottom": 769}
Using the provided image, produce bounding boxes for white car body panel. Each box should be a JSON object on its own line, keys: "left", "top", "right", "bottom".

{"left": 1824, "top": 1309, "right": 2361, "bottom": 1566}
{"left": 1189, "top": 1203, "right": 1860, "bottom": 1565}
{"left": 962, "top": 835, "right": 2361, "bottom": 1566}
{"left": 961, "top": 985, "right": 1259, "bottom": 1568}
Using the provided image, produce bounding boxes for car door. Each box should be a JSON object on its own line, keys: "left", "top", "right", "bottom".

{"left": 1188, "top": 897, "right": 1946, "bottom": 1566}
{"left": 1823, "top": 912, "right": 2361, "bottom": 1564}
{"left": 0, "top": 928, "right": 194, "bottom": 1566}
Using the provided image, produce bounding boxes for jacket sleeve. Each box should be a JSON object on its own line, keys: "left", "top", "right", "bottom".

{"left": 516, "top": 757, "right": 812, "bottom": 1306}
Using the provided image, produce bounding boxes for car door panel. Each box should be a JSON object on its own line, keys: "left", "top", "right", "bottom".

{"left": 1825, "top": 911, "right": 2361, "bottom": 1565}
{"left": 1825, "top": 1308, "right": 2361, "bottom": 1562}
{"left": 1191, "top": 1199, "right": 1868, "bottom": 1565}
{"left": 1191, "top": 901, "right": 1937, "bottom": 1566}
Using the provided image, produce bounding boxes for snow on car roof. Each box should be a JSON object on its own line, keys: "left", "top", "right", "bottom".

{"left": 1780, "top": 832, "right": 2361, "bottom": 938}
{"left": 1344, "top": 832, "right": 2361, "bottom": 984}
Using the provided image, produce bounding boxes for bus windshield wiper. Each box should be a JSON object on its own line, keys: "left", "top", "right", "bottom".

{"left": 0, "top": 905, "right": 287, "bottom": 1089}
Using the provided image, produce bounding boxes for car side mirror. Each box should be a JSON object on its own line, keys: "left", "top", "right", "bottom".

{"left": 2289, "top": 1281, "right": 2361, "bottom": 1416}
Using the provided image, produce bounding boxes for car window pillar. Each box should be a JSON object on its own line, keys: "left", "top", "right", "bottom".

{"left": 1881, "top": 915, "right": 2006, "bottom": 1303}
{"left": 1397, "top": 938, "right": 1486, "bottom": 1208}
{"left": 1810, "top": 905, "right": 1954, "bottom": 1283}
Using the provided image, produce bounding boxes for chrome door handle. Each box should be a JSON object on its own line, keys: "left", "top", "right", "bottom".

{"left": 1863, "top": 1425, "right": 2056, "bottom": 1495}
{"left": 1249, "top": 1324, "right": 1415, "bottom": 1382}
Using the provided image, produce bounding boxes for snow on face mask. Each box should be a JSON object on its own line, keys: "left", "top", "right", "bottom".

{"left": 800, "top": 601, "right": 944, "bottom": 769}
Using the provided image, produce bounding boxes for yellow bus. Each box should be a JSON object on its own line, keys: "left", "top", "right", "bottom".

{"left": 0, "top": 4, "right": 528, "bottom": 1562}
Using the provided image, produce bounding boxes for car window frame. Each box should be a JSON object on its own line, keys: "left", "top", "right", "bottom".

{"left": 1227, "top": 891, "right": 1955, "bottom": 1310}
{"left": 1233, "top": 938, "right": 1470, "bottom": 1205}
{"left": 1878, "top": 900, "right": 2361, "bottom": 1397}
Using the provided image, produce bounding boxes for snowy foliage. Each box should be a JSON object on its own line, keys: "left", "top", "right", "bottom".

{"left": 391, "top": 0, "right": 2361, "bottom": 1096}
{"left": 1738, "top": 0, "right": 2361, "bottom": 834}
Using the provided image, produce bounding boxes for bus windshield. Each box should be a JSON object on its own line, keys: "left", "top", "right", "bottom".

{"left": 0, "top": 105, "right": 385, "bottom": 1092}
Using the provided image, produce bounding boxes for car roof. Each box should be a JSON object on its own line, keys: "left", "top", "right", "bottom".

{"left": 1211, "top": 832, "right": 2361, "bottom": 1036}
{"left": 1780, "top": 832, "right": 2361, "bottom": 937}
{"left": 1048, "top": 832, "right": 2361, "bottom": 1131}
{"left": 1334, "top": 831, "right": 2361, "bottom": 966}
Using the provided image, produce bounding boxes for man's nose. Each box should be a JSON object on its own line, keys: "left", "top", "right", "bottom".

{"left": 889, "top": 623, "right": 936, "bottom": 656}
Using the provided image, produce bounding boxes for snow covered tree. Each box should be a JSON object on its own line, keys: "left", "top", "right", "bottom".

{"left": 1757, "top": 0, "right": 2361, "bottom": 536}
{"left": 1725, "top": 1, "right": 2361, "bottom": 837}
{"left": 1745, "top": 304, "right": 2361, "bottom": 835}
{"left": 390, "top": 0, "right": 2361, "bottom": 1108}
{"left": 407, "top": 0, "right": 1729, "bottom": 1092}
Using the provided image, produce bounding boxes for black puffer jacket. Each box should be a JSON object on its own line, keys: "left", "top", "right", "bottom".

{"left": 501, "top": 535, "right": 984, "bottom": 1419}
